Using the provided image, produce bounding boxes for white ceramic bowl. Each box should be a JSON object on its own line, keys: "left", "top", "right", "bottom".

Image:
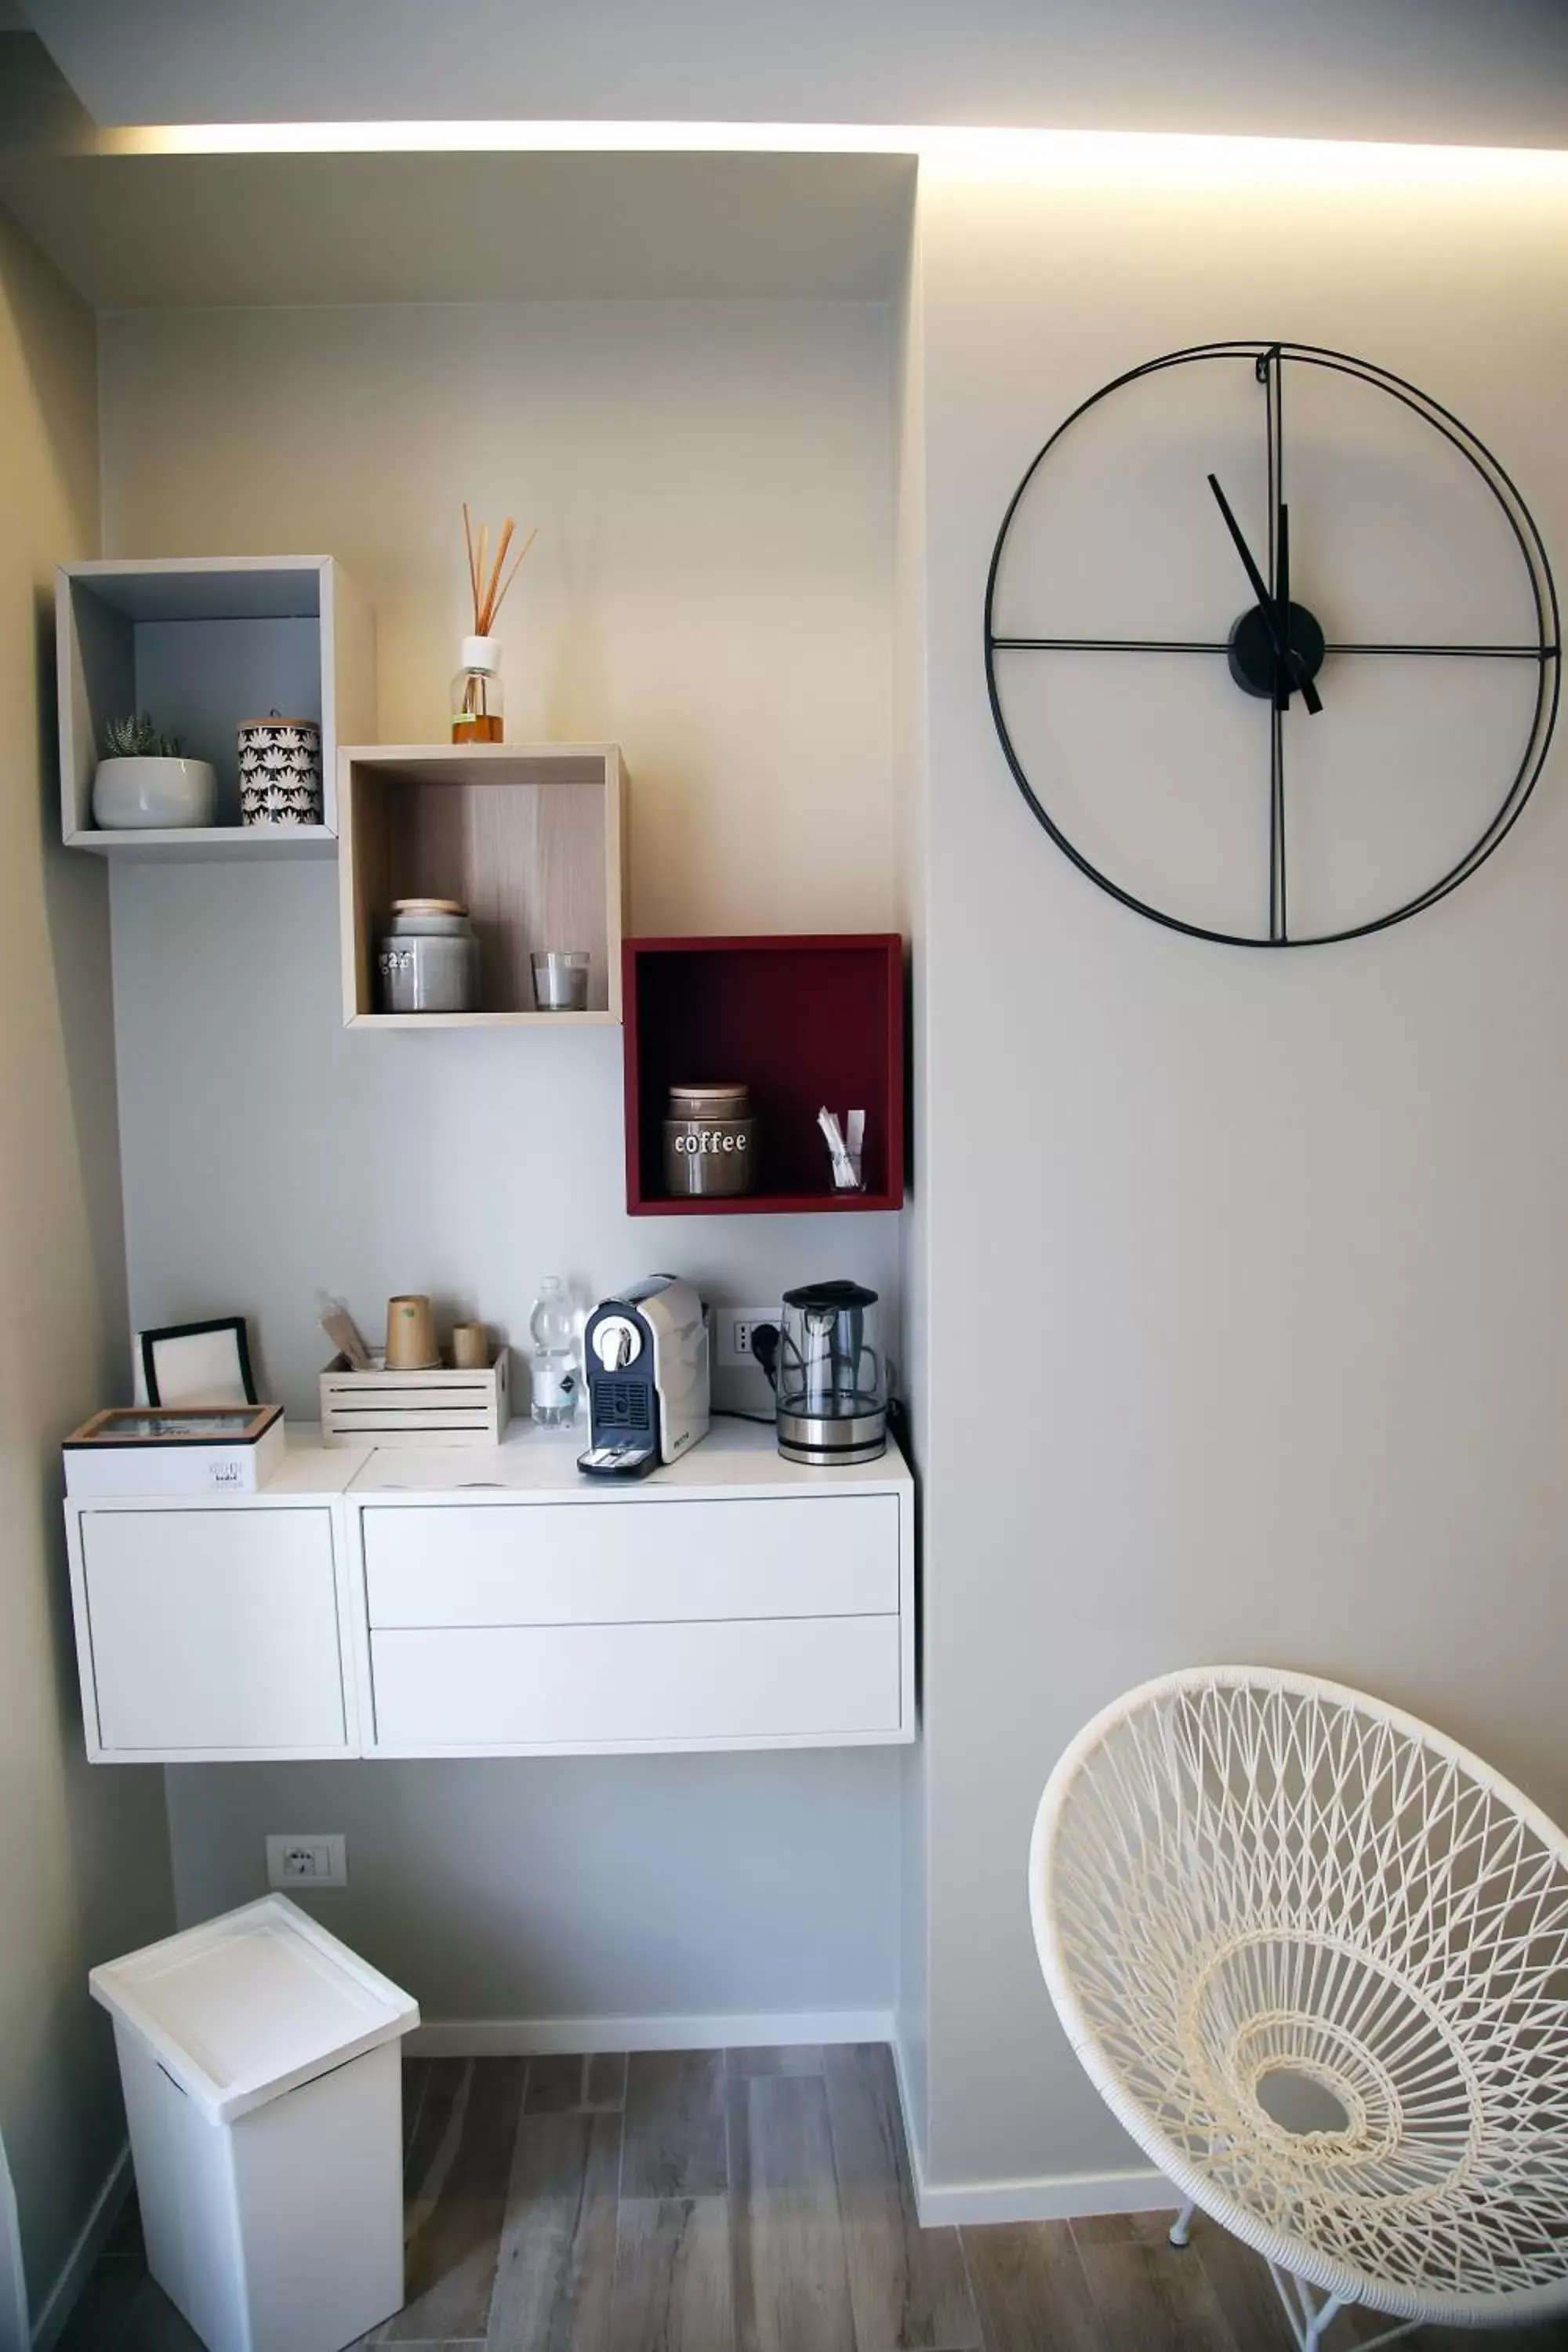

{"left": 92, "top": 756, "right": 218, "bottom": 830}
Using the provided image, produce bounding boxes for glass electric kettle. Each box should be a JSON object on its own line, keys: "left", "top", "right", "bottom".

{"left": 752, "top": 1279, "right": 887, "bottom": 1465}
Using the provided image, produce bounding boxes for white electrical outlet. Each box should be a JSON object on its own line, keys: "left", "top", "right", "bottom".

{"left": 719, "top": 1309, "right": 775, "bottom": 1367}
{"left": 266, "top": 1834, "right": 347, "bottom": 1890}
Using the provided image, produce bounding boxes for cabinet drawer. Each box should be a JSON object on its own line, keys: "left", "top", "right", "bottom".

{"left": 368, "top": 1617, "right": 902, "bottom": 1751}
{"left": 81, "top": 1508, "right": 347, "bottom": 1754}
{"left": 361, "top": 1495, "right": 899, "bottom": 1628}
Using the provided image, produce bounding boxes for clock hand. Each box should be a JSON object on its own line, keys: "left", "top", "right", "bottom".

{"left": 1207, "top": 473, "right": 1324, "bottom": 714}
{"left": 1275, "top": 501, "right": 1323, "bottom": 717}
{"left": 1208, "top": 470, "right": 1273, "bottom": 612}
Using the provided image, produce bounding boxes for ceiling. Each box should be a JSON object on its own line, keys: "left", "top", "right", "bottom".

{"left": 3, "top": 0, "right": 1566, "bottom": 315}
{"left": 0, "top": 39, "right": 916, "bottom": 307}
{"left": 16, "top": 0, "right": 1568, "bottom": 150}
{"left": 0, "top": 143, "right": 916, "bottom": 308}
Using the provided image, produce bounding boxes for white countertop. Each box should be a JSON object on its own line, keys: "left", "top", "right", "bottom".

{"left": 346, "top": 1414, "right": 910, "bottom": 1501}
{"left": 65, "top": 1417, "right": 909, "bottom": 1506}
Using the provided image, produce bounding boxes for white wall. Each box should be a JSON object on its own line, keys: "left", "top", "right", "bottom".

{"left": 101, "top": 296, "right": 901, "bottom": 1410}
{"left": 100, "top": 293, "right": 906, "bottom": 2025}
{"left": 0, "top": 200, "right": 172, "bottom": 2321}
{"left": 909, "top": 143, "right": 1568, "bottom": 2195}
{"left": 891, "top": 209, "right": 931, "bottom": 2157}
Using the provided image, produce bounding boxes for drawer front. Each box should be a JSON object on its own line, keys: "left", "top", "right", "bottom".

{"left": 361, "top": 1494, "right": 899, "bottom": 1628}
{"left": 368, "top": 1617, "right": 902, "bottom": 1750}
{"left": 82, "top": 1508, "right": 347, "bottom": 1753}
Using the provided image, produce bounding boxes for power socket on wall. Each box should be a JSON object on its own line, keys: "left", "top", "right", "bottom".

{"left": 266, "top": 1834, "right": 347, "bottom": 1890}
{"left": 717, "top": 1310, "right": 775, "bottom": 1369}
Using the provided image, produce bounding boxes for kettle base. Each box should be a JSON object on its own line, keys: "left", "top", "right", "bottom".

{"left": 775, "top": 1410, "right": 887, "bottom": 1468}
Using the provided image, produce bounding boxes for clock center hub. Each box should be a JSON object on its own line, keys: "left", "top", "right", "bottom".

{"left": 1228, "top": 601, "right": 1327, "bottom": 702}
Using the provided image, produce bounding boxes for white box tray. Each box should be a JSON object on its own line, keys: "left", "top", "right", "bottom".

{"left": 63, "top": 1406, "right": 285, "bottom": 1496}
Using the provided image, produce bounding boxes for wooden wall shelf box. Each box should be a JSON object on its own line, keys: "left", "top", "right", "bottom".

{"left": 339, "top": 743, "right": 627, "bottom": 1028}
{"left": 57, "top": 555, "right": 374, "bottom": 855}
{"left": 622, "top": 935, "right": 905, "bottom": 1214}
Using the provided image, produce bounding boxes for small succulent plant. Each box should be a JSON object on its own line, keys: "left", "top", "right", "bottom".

{"left": 101, "top": 711, "right": 183, "bottom": 758}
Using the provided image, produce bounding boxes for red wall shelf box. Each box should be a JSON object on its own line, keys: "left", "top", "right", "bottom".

{"left": 622, "top": 935, "right": 905, "bottom": 1217}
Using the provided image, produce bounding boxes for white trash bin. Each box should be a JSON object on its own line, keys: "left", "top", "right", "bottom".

{"left": 91, "top": 1894, "right": 419, "bottom": 2352}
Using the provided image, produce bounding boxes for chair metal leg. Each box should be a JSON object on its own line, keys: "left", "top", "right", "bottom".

{"left": 1168, "top": 2201, "right": 1195, "bottom": 2247}
{"left": 1303, "top": 2293, "right": 1345, "bottom": 2350}
{"left": 1265, "top": 2259, "right": 1420, "bottom": 2351}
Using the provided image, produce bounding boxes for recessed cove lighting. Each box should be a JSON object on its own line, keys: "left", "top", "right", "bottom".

{"left": 95, "top": 119, "right": 1568, "bottom": 194}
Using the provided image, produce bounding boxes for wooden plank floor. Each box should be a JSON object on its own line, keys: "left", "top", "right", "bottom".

{"left": 59, "top": 2047, "right": 1568, "bottom": 2350}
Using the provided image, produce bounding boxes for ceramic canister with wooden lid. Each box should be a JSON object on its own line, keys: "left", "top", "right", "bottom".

{"left": 378, "top": 898, "right": 479, "bottom": 1014}
{"left": 662, "top": 1081, "right": 757, "bottom": 1197}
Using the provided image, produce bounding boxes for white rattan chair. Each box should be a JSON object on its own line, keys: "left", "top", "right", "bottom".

{"left": 1030, "top": 1666, "right": 1568, "bottom": 2347}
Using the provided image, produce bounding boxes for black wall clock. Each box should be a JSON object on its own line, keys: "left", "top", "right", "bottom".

{"left": 983, "top": 340, "right": 1559, "bottom": 947}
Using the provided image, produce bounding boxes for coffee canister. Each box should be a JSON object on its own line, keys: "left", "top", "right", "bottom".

{"left": 379, "top": 898, "right": 480, "bottom": 1014}
{"left": 238, "top": 713, "right": 323, "bottom": 827}
{"left": 663, "top": 1081, "right": 757, "bottom": 1197}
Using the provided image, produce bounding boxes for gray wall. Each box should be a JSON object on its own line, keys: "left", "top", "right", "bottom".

{"left": 101, "top": 294, "right": 906, "bottom": 2027}
{"left": 909, "top": 143, "right": 1568, "bottom": 2194}
{"left": 0, "top": 201, "right": 172, "bottom": 2323}
{"left": 165, "top": 1750, "right": 899, "bottom": 2029}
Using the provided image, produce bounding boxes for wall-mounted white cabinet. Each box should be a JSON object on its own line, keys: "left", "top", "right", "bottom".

{"left": 64, "top": 1450, "right": 367, "bottom": 1762}
{"left": 64, "top": 1425, "right": 913, "bottom": 1762}
{"left": 57, "top": 555, "right": 375, "bottom": 856}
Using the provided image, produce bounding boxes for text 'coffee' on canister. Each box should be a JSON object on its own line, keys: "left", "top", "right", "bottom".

{"left": 662, "top": 1081, "right": 757, "bottom": 1197}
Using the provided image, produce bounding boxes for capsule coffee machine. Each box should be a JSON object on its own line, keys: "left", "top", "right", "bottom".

{"left": 579, "top": 1276, "right": 710, "bottom": 1478}
{"left": 750, "top": 1279, "right": 888, "bottom": 1466}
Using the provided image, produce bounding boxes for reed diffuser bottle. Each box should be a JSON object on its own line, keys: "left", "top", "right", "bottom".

{"left": 451, "top": 637, "right": 503, "bottom": 743}
{"left": 453, "top": 503, "right": 536, "bottom": 746}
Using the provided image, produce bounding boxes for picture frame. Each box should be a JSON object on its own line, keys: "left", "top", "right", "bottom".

{"left": 65, "top": 1405, "right": 280, "bottom": 1450}
{"left": 140, "top": 1316, "right": 257, "bottom": 1410}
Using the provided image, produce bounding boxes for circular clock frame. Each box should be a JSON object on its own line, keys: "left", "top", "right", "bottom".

{"left": 983, "top": 339, "right": 1561, "bottom": 948}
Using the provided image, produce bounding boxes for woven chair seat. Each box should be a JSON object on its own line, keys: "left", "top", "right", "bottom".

{"left": 1030, "top": 1667, "right": 1568, "bottom": 2336}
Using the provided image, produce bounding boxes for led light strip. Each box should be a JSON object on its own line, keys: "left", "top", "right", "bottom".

{"left": 96, "top": 118, "right": 1568, "bottom": 192}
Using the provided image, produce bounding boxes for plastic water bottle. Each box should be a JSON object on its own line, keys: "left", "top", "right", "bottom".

{"left": 529, "top": 1276, "right": 580, "bottom": 1427}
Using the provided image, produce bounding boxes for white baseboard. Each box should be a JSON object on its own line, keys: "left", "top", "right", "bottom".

{"left": 887, "top": 2031, "right": 1171, "bottom": 2227}
{"left": 910, "top": 2163, "right": 1173, "bottom": 2227}
{"left": 406, "top": 2008, "right": 896, "bottom": 2058}
{"left": 31, "top": 2143, "right": 132, "bottom": 2352}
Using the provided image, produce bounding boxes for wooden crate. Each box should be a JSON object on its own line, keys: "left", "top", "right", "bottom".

{"left": 319, "top": 1352, "right": 510, "bottom": 1447}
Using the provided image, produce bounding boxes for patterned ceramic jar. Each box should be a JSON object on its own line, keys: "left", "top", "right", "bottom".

{"left": 238, "top": 713, "right": 324, "bottom": 827}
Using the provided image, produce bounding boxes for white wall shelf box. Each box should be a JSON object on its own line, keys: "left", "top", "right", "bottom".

{"left": 338, "top": 743, "right": 627, "bottom": 1028}
{"left": 63, "top": 1425, "right": 912, "bottom": 1762}
{"left": 57, "top": 555, "right": 375, "bottom": 854}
